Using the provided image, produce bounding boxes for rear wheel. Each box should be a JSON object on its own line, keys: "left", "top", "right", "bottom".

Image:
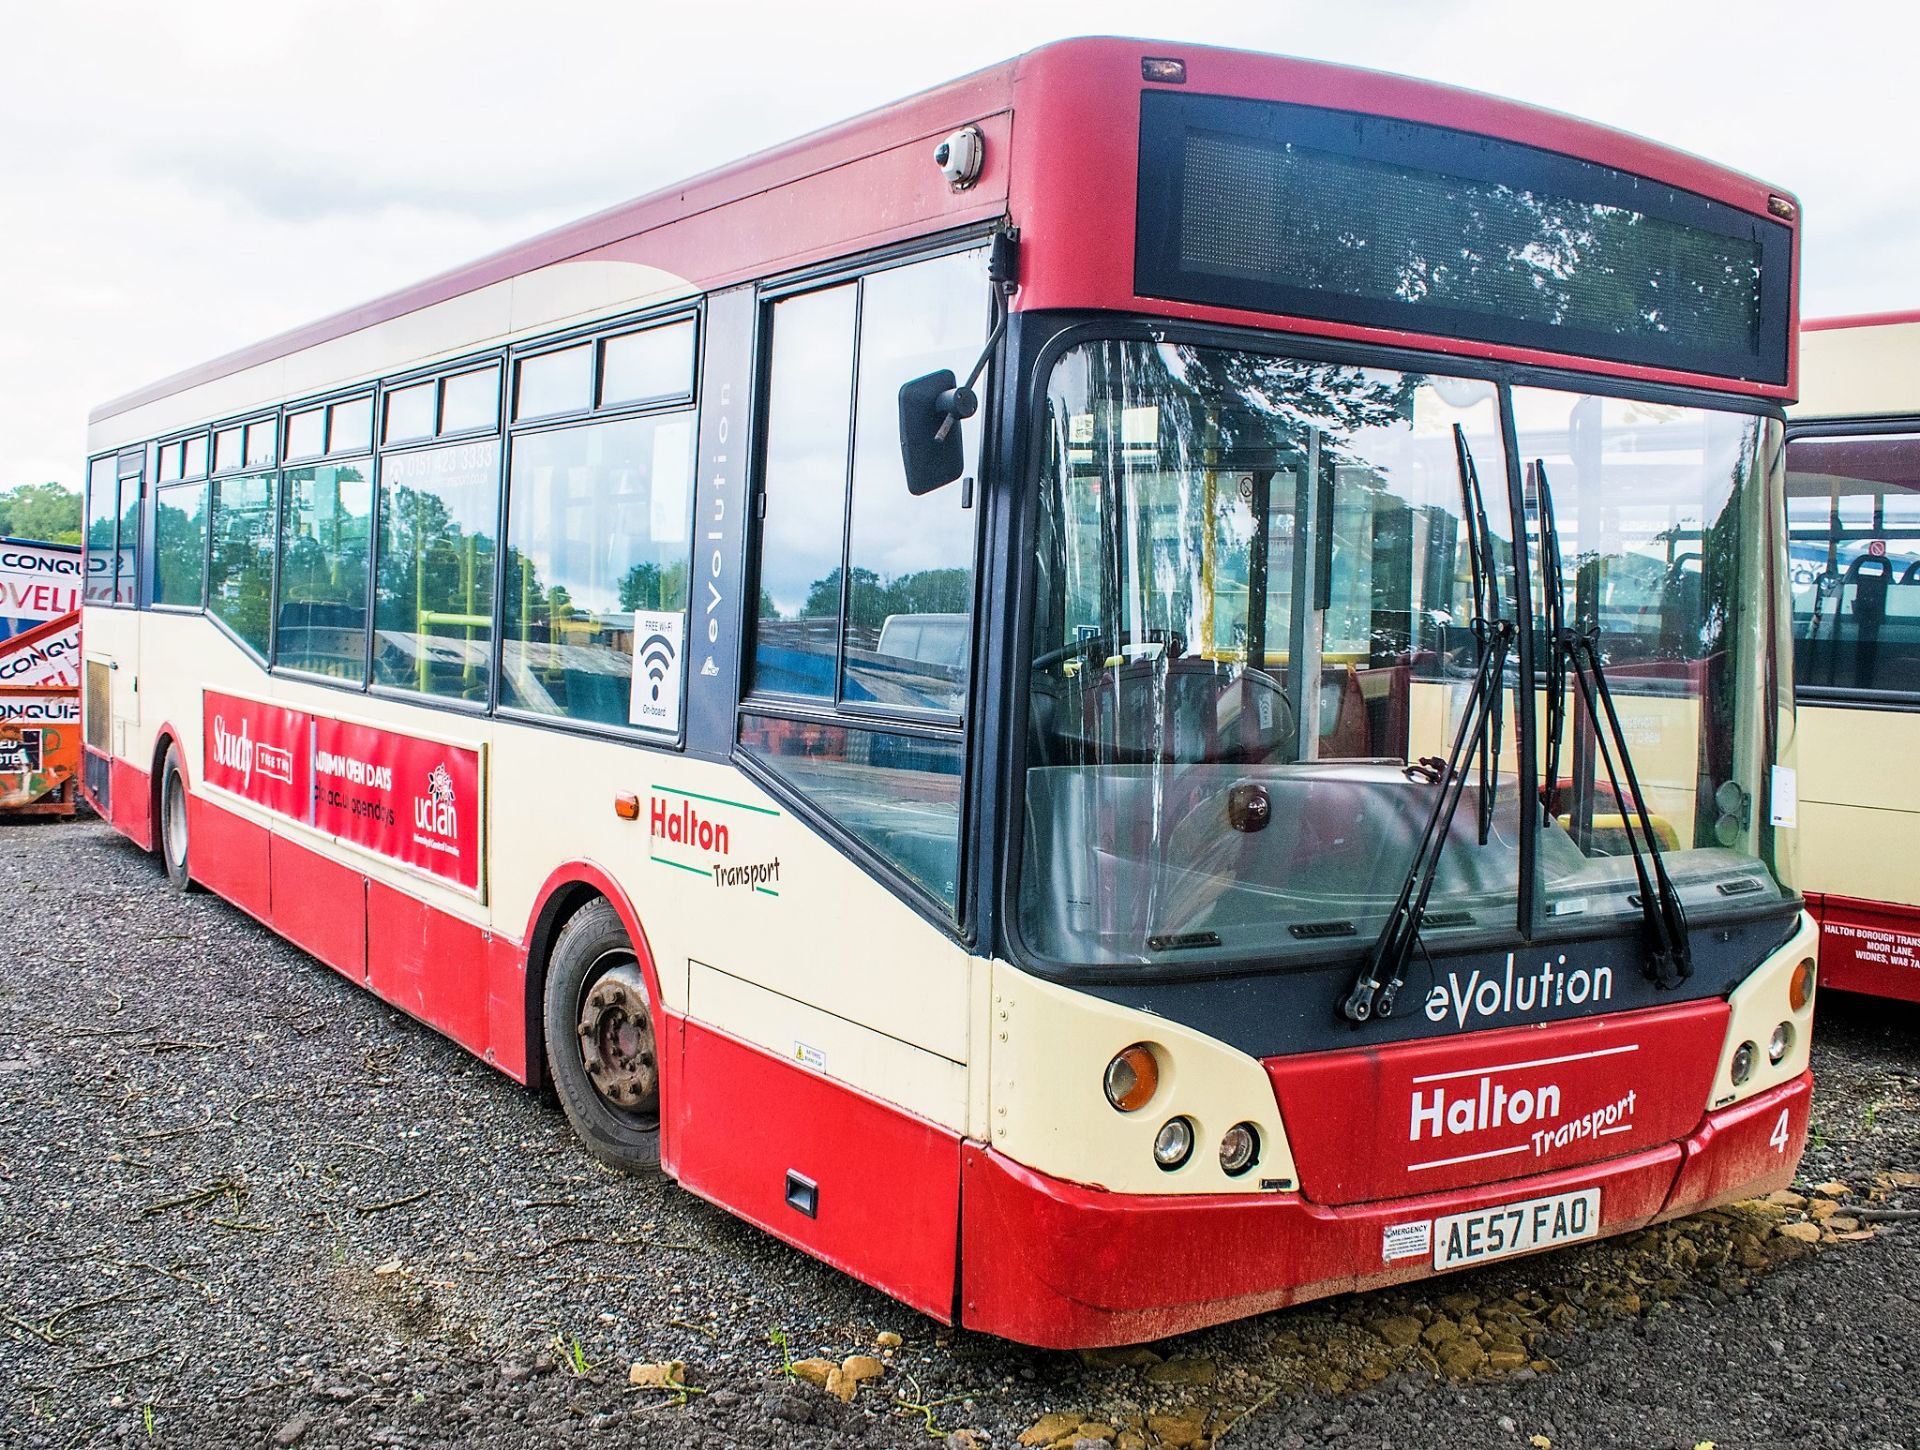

{"left": 159, "top": 745, "right": 198, "bottom": 894}
{"left": 543, "top": 898, "right": 661, "bottom": 1172}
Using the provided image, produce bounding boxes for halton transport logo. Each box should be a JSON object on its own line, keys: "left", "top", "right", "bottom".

{"left": 1406, "top": 1044, "right": 1641, "bottom": 1174}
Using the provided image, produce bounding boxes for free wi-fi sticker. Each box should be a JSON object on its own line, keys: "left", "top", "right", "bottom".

{"left": 630, "top": 612, "right": 684, "bottom": 734}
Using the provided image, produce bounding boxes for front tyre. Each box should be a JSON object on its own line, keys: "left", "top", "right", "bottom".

{"left": 159, "top": 745, "right": 199, "bottom": 894}
{"left": 543, "top": 898, "right": 662, "bottom": 1173}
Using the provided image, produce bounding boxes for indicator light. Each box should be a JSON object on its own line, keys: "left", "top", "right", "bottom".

{"left": 1769, "top": 1022, "right": 1792, "bottom": 1064}
{"left": 614, "top": 792, "right": 641, "bottom": 820}
{"left": 1154, "top": 1117, "right": 1195, "bottom": 1170}
{"left": 1768, "top": 194, "right": 1797, "bottom": 221}
{"left": 1219, "top": 1122, "right": 1260, "bottom": 1176}
{"left": 1731, "top": 1040, "right": 1757, "bottom": 1085}
{"left": 1142, "top": 57, "right": 1187, "bottom": 84}
{"left": 1103, "top": 1044, "right": 1160, "bottom": 1113}
{"left": 1790, "top": 957, "right": 1816, "bottom": 1012}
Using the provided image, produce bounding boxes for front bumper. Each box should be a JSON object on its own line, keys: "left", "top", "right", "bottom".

{"left": 957, "top": 1071, "right": 1810, "bottom": 1348}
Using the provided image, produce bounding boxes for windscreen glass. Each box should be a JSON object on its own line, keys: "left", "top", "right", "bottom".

{"left": 1514, "top": 389, "right": 1788, "bottom": 924}
{"left": 1020, "top": 340, "right": 1523, "bottom": 967}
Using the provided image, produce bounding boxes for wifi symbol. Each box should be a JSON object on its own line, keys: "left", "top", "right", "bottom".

{"left": 639, "top": 632, "right": 677, "bottom": 703}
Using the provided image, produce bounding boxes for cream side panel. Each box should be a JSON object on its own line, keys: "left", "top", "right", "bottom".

{"left": 90, "top": 259, "right": 692, "bottom": 453}
{"left": 81, "top": 608, "right": 145, "bottom": 761}
{"left": 1708, "top": 910, "right": 1816, "bottom": 1109}
{"left": 987, "top": 960, "right": 1298, "bottom": 1196}
{"left": 485, "top": 726, "right": 972, "bottom": 1061}
{"left": 687, "top": 961, "right": 966, "bottom": 1129}
{"left": 1794, "top": 321, "right": 1920, "bottom": 420}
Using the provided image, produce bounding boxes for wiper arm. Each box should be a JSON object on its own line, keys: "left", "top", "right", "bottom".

{"left": 1340, "top": 619, "right": 1513, "bottom": 1022}
{"left": 1532, "top": 461, "right": 1692, "bottom": 989}
{"left": 1340, "top": 426, "right": 1509, "bottom": 1024}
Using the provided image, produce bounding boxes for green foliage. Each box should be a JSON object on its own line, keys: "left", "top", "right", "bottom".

{"left": 0, "top": 482, "right": 82, "bottom": 546}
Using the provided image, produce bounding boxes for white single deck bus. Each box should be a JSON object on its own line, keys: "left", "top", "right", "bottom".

{"left": 84, "top": 39, "right": 1817, "bottom": 1347}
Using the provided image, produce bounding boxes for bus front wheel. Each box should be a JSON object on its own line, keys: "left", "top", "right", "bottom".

{"left": 159, "top": 745, "right": 198, "bottom": 894}
{"left": 543, "top": 898, "right": 662, "bottom": 1173}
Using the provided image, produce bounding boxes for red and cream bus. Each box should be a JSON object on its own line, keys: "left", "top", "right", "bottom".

{"left": 82, "top": 39, "right": 1817, "bottom": 1346}
{"left": 1789, "top": 312, "right": 1920, "bottom": 1002}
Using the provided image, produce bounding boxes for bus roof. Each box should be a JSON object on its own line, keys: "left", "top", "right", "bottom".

{"left": 93, "top": 37, "right": 1799, "bottom": 437}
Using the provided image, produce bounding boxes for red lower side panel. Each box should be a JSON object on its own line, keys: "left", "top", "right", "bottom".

{"left": 959, "top": 1073, "right": 1812, "bottom": 1349}
{"left": 271, "top": 834, "right": 366, "bottom": 982}
{"left": 674, "top": 1020, "right": 960, "bottom": 1322}
{"left": 109, "top": 757, "right": 153, "bottom": 851}
{"left": 188, "top": 794, "right": 271, "bottom": 923}
{"left": 1807, "top": 893, "right": 1920, "bottom": 1004}
{"left": 365, "top": 877, "right": 516, "bottom": 1072}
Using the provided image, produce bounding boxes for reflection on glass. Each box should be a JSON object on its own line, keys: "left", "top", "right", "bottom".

{"left": 115, "top": 475, "right": 140, "bottom": 604}
{"left": 278, "top": 464, "right": 372, "bottom": 681}
{"left": 502, "top": 413, "right": 695, "bottom": 726}
{"left": 158, "top": 443, "right": 183, "bottom": 483}
{"left": 154, "top": 483, "right": 208, "bottom": 608}
{"left": 1021, "top": 340, "right": 1524, "bottom": 967}
{"left": 328, "top": 397, "right": 373, "bottom": 455}
{"left": 441, "top": 368, "right": 499, "bottom": 434}
{"left": 209, "top": 472, "right": 277, "bottom": 655}
{"left": 841, "top": 250, "right": 986, "bottom": 713}
{"left": 85, "top": 457, "right": 117, "bottom": 604}
{"left": 753, "top": 285, "right": 856, "bottom": 698}
{"left": 286, "top": 409, "right": 325, "bottom": 460}
{"left": 1512, "top": 386, "right": 1783, "bottom": 924}
{"left": 244, "top": 421, "right": 275, "bottom": 470}
{"left": 385, "top": 383, "right": 435, "bottom": 444}
{"left": 1786, "top": 431, "right": 1920, "bottom": 696}
{"left": 183, "top": 435, "right": 208, "bottom": 479}
{"left": 373, "top": 441, "right": 499, "bottom": 700}
{"left": 516, "top": 346, "right": 592, "bottom": 420}
{"left": 739, "top": 713, "right": 962, "bottom": 909}
{"left": 214, "top": 427, "right": 243, "bottom": 475}
{"left": 602, "top": 322, "right": 693, "bottom": 406}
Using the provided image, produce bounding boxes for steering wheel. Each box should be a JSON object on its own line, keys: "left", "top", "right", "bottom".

{"left": 1033, "top": 628, "right": 1188, "bottom": 672}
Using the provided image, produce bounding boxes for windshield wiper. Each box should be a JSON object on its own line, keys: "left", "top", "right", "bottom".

{"left": 1532, "top": 460, "right": 1692, "bottom": 989}
{"left": 1341, "top": 426, "right": 1510, "bottom": 1024}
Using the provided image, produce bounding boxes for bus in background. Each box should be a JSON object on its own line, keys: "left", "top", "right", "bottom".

{"left": 1788, "top": 312, "right": 1920, "bottom": 1002}
{"left": 81, "top": 39, "right": 1815, "bottom": 1347}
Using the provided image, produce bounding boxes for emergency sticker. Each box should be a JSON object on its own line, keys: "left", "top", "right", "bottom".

{"left": 793, "top": 1041, "right": 826, "bottom": 1072}
{"left": 1769, "top": 764, "right": 1798, "bottom": 828}
{"left": 1382, "top": 1219, "right": 1433, "bottom": 1262}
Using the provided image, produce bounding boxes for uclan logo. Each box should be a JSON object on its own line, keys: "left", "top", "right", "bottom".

{"left": 413, "top": 763, "right": 458, "bottom": 839}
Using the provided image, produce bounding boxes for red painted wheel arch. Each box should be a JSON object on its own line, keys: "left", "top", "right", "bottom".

{"left": 516, "top": 862, "right": 674, "bottom": 1162}
{"left": 147, "top": 720, "right": 190, "bottom": 835}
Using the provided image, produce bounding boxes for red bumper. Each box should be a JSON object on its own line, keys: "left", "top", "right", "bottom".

{"left": 958, "top": 1072, "right": 1810, "bottom": 1348}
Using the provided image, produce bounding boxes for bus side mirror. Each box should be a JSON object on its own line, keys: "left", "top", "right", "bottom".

{"left": 898, "top": 369, "right": 974, "bottom": 496}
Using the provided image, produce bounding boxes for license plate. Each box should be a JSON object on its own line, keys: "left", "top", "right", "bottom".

{"left": 1433, "top": 1188, "right": 1600, "bottom": 1270}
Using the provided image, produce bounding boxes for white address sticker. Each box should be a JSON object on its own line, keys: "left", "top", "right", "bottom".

{"left": 1434, "top": 1187, "right": 1599, "bottom": 1270}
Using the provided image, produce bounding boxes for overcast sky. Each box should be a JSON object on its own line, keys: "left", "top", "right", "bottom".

{"left": 3, "top": 0, "right": 1911, "bottom": 495}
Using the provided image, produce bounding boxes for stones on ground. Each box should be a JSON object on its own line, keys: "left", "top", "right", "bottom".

{"left": 1143, "top": 1356, "right": 1215, "bottom": 1386}
{"left": 1376, "top": 1315, "right": 1423, "bottom": 1350}
{"left": 839, "top": 1354, "right": 884, "bottom": 1384}
{"left": 1530, "top": 1437, "right": 1553, "bottom": 1449}
{"left": 875, "top": 1330, "right": 903, "bottom": 1349}
{"left": 1825, "top": 1215, "right": 1860, "bottom": 1233}
{"left": 627, "top": 1359, "right": 686, "bottom": 1389}
{"left": 1144, "top": 1412, "right": 1207, "bottom": 1448}
{"left": 1777, "top": 1221, "right": 1821, "bottom": 1244}
{"left": 1765, "top": 1190, "right": 1808, "bottom": 1210}
{"left": 1021, "top": 1412, "right": 1088, "bottom": 1446}
{"left": 790, "top": 1357, "right": 837, "bottom": 1390}
{"left": 1079, "top": 1346, "right": 1162, "bottom": 1368}
{"left": 272, "top": 1417, "right": 310, "bottom": 1447}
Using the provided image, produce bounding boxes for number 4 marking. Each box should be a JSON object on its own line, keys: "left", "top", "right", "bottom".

{"left": 1769, "top": 1107, "right": 1791, "bottom": 1154}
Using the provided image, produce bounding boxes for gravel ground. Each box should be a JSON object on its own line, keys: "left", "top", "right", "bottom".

{"left": 3, "top": 817, "right": 1917, "bottom": 1450}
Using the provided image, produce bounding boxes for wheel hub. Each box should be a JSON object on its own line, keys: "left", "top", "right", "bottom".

{"left": 575, "top": 964, "right": 657, "bottom": 1111}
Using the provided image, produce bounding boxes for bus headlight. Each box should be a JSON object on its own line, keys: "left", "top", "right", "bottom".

{"left": 1153, "top": 1117, "right": 1194, "bottom": 1170}
{"left": 1731, "top": 1040, "right": 1757, "bottom": 1085}
{"left": 1769, "top": 1022, "right": 1793, "bottom": 1064}
{"left": 1104, "top": 1044, "right": 1160, "bottom": 1113}
{"left": 1219, "top": 1122, "right": 1260, "bottom": 1176}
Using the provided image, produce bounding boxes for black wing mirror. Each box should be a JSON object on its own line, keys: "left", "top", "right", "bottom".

{"left": 897, "top": 369, "right": 976, "bottom": 496}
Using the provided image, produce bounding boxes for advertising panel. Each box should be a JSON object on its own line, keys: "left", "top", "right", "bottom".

{"left": 201, "top": 691, "right": 483, "bottom": 894}
{"left": 0, "top": 611, "right": 82, "bottom": 688}
{"left": 0, "top": 540, "right": 83, "bottom": 642}
{"left": 0, "top": 687, "right": 80, "bottom": 813}
{"left": 312, "top": 716, "right": 481, "bottom": 892}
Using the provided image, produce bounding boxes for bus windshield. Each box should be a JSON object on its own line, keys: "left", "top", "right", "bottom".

{"left": 1018, "top": 338, "right": 1789, "bottom": 972}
